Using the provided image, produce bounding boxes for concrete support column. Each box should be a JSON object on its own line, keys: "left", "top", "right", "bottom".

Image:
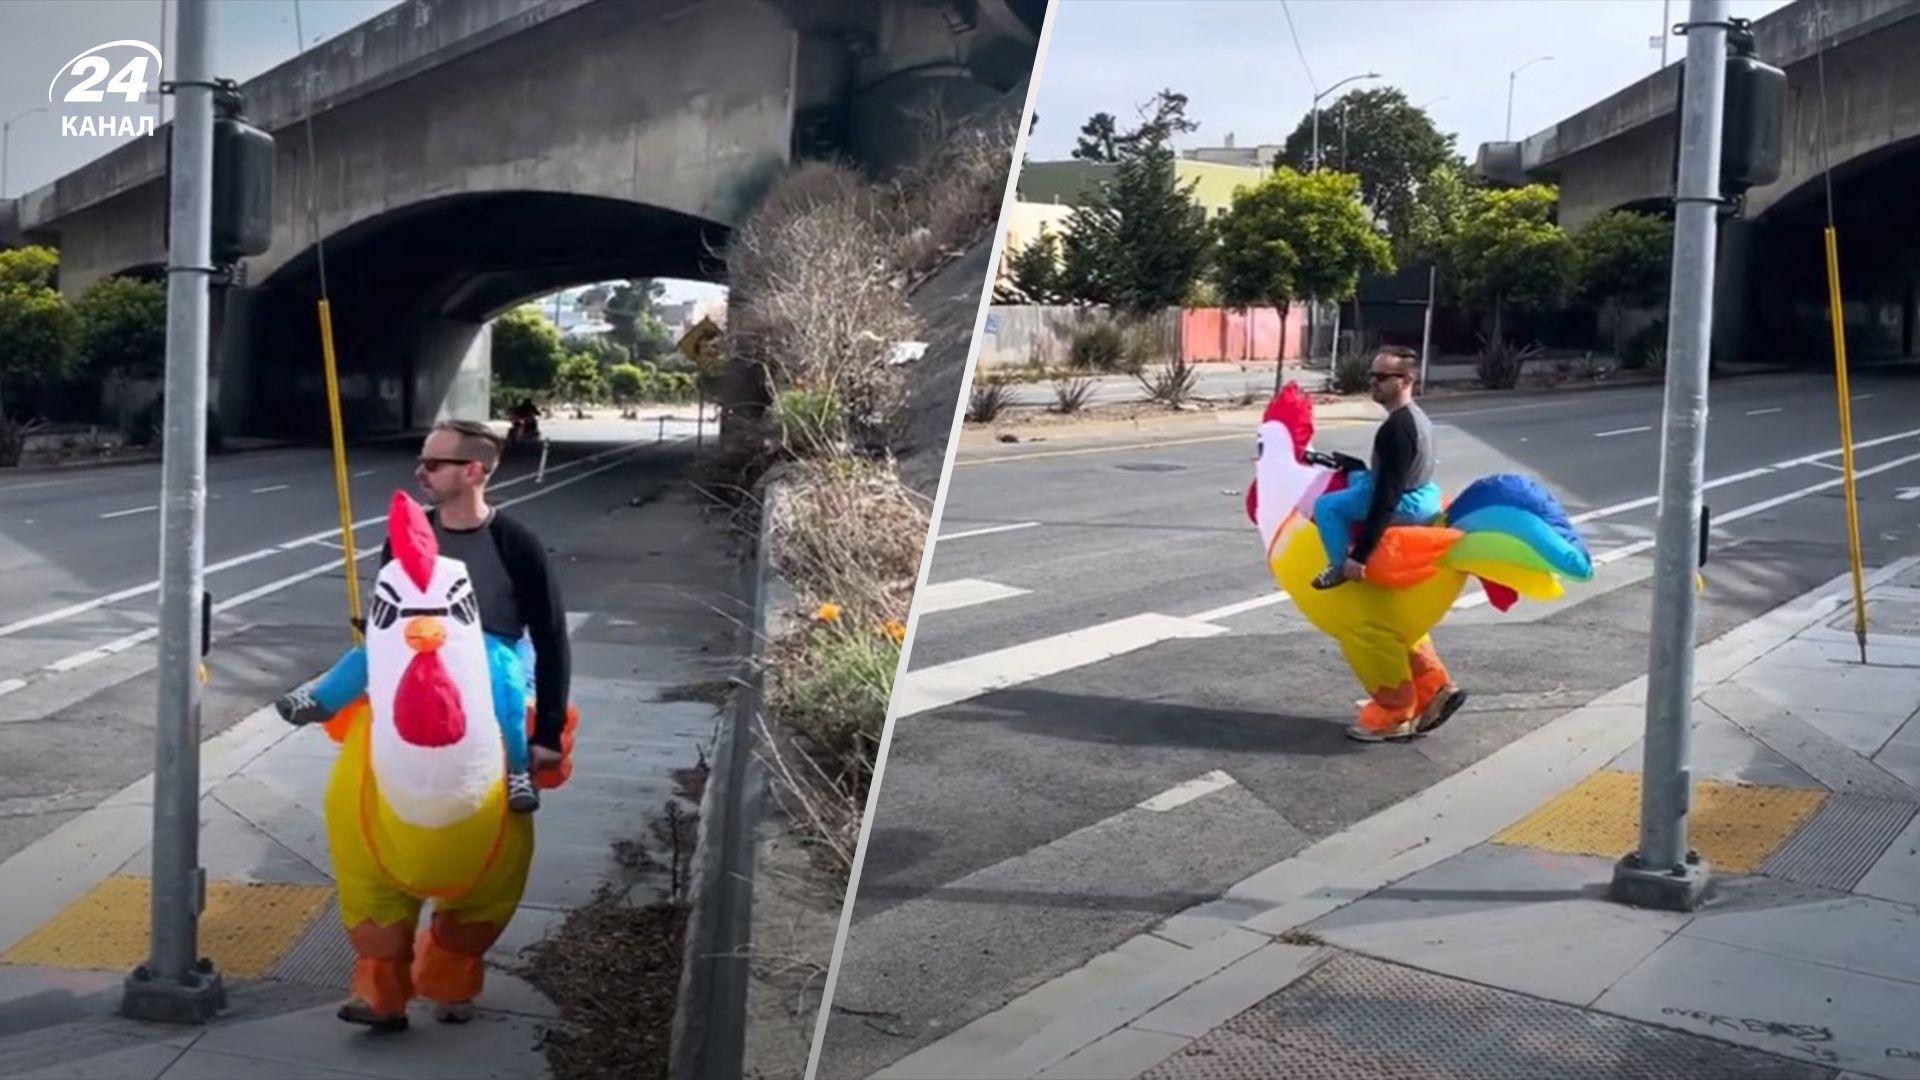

{"left": 409, "top": 318, "right": 490, "bottom": 428}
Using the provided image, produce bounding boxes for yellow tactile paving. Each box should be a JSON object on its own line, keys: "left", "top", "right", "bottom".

{"left": 1491, "top": 769, "right": 1827, "bottom": 874}
{"left": 2, "top": 876, "right": 333, "bottom": 977}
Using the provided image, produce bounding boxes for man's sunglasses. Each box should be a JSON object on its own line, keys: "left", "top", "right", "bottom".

{"left": 416, "top": 457, "right": 476, "bottom": 471}
{"left": 1369, "top": 371, "right": 1408, "bottom": 383}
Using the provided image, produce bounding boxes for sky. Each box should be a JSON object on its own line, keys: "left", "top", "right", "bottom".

{"left": 1024, "top": 0, "right": 1794, "bottom": 164}
{"left": 0, "top": 0, "right": 722, "bottom": 304}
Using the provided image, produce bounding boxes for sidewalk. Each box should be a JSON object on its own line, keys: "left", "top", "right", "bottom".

{"left": 873, "top": 555, "right": 1920, "bottom": 1080}
{"left": 0, "top": 479, "right": 742, "bottom": 1080}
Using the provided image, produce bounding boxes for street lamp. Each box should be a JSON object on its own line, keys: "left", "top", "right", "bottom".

{"left": 2, "top": 106, "right": 49, "bottom": 199}
{"left": 1312, "top": 71, "right": 1379, "bottom": 170}
{"left": 1506, "top": 55, "right": 1554, "bottom": 141}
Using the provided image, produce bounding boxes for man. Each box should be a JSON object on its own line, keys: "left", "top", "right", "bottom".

{"left": 1310, "top": 346, "right": 1441, "bottom": 590}
{"left": 276, "top": 419, "right": 572, "bottom": 810}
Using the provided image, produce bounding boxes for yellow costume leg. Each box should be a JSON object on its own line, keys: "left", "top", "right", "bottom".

{"left": 1338, "top": 624, "right": 1417, "bottom": 734}
{"left": 326, "top": 705, "right": 427, "bottom": 1020}
{"left": 414, "top": 814, "right": 535, "bottom": 1005}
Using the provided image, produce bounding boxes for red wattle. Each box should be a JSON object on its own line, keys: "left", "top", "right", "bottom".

{"left": 393, "top": 651, "right": 466, "bottom": 747}
{"left": 1245, "top": 482, "right": 1258, "bottom": 525}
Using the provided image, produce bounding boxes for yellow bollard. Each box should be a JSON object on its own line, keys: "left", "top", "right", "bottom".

{"left": 1824, "top": 226, "right": 1869, "bottom": 662}
{"left": 317, "top": 299, "right": 364, "bottom": 644}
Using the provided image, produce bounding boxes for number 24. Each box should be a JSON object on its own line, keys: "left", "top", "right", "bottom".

{"left": 65, "top": 56, "right": 151, "bottom": 103}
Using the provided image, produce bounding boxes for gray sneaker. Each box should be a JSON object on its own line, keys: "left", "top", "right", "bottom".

{"left": 506, "top": 771, "right": 540, "bottom": 813}
{"left": 274, "top": 688, "right": 331, "bottom": 727}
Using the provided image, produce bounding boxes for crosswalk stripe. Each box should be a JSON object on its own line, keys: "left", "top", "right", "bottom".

{"left": 917, "top": 579, "right": 1032, "bottom": 616}
{"left": 894, "top": 613, "right": 1227, "bottom": 720}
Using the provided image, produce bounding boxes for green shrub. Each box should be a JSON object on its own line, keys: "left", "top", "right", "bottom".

{"left": 776, "top": 386, "right": 846, "bottom": 456}
{"left": 1331, "top": 352, "right": 1372, "bottom": 394}
{"left": 1069, "top": 324, "right": 1126, "bottom": 372}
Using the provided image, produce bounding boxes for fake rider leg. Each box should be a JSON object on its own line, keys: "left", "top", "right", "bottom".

{"left": 1409, "top": 636, "right": 1467, "bottom": 733}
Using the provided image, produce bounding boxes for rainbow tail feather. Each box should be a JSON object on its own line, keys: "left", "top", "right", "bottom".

{"left": 1438, "top": 474, "right": 1594, "bottom": 611}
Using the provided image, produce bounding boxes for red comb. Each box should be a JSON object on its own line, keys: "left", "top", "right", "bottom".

{"left": 1263, "top": 383, "right": 1315, "bottom": 462}
{"left": 388, "top": 491, "right": 437, "bottom": 591}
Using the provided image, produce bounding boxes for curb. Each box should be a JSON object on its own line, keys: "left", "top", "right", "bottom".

{"left": 870, "top": 554, "right": 1920, "bottom": 1080}
{"left": 669, "top": 479, "right": 773, "bottom": 1080}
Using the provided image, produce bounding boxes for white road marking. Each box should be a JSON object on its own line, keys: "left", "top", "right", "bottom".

{"left": 1191, "top": 593, "right": 1291, "bottom": 623}
{"left": 100, "top": 505, "right": 157, "bottom": 520}
{"left": 1810, "top": 461, "right": 1847, "bottom": 472}
{"left": 1746, "top": 407, "right": 1783, "bottom": 416}
{"left": 250, "top": 484, "right": 290, "bottom": 494}
{"left": 1855, "top": 393, "right": 1875, "bottom": 401}
{"left": 937, "top": 521, "right": 1040, "bottom": 542}
{"left": 1594, "top": 426, "right": 1652, "bottom": 438}
{"left": 0, "top": 442, "right": 644, "bottom": 643}
{"left": 1899, "top": 488, "right": 1920, "bottom": 502}
{"left": 1137, "top": 770, "right": 1237, "bottom": 812}
{"left": 917, "top": 579, "right": 1032, "bottom": 615}
{"left": 566, "top": 611, "right": 592, "bottom": 634}
{"left": 893, "top": 613, "right": 1227, "bottom": 719}
{"left": 2, "top": 448, "right": 649, "bottom": 693}
{"left": 0, "top": 679, "right": 24, "bottom": 698}
{"left": 353, "top": 470, "right": 377, "bottom": 478}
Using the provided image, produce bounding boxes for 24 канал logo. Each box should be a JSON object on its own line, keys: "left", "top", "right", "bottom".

{"left": 49, "top": 40, "right": 165, "bottom": 139}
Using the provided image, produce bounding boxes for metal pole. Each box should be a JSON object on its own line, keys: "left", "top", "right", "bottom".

{"left": 1505, "top": 71, "right": 1516, "bottom": 140}
{"left": 1310, "top": 103, "right": 1320, "bottom": 171}
{"left": 122, "top": 0, "right": 226, "bottom": 1022}
{"left": 1662, "top": 0, "right": 1673, "bottom": 67}
{"left": 1, "top": 123, "right": 9, "bottom": 201}
{"left": 1610, "top": 0, "right": 1727, "bottom": 914}
{"left": 1419, "top": 264, "right": 1436, "bottom": 388}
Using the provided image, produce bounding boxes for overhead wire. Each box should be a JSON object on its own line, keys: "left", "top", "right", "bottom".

{"left": 1812, "top": 0, "right": 1869, "bottom": 662}
{"left": 292, "top": 0, "right": 364, "bottom": 643}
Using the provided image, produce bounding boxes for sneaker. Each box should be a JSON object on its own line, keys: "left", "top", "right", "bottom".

{"left": 434, "top": 1000, "right": 475, "bottom": 1024}
{"left": 506, "top": 771, "right": 540, "bottom": 813}
{"left": 274, "top": 688, "right": 331, "bottom": 727}
{"left": 1311, "top": 565, "right": 1348, "bottom": 590}
{"left": 1415, "top": 686, "right": 1469, "bottom": 735}
{"left": 1345, "top": 718, "right": 1416, "bottom": 742}
{"left": 337, "top": 997, "right": 409, "bottom": 1033}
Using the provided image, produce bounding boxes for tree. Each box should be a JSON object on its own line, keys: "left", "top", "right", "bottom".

{"left": 567, "top": 334, "right": 631, "bottom": 369}
{"left": 606, "top": 362, "right": 646, "bottom": 418}
{"left": 492, "top": 304, "right": 564, "bottom": 391}
{"left": 0, "top": 285, "right": 78, "bottom": 421}
{"left": 1214, "top": 167, "right": 1393, "bottom": 381}
{"left": 1062, "top": 125, "right": 1212, "bottom": 314}
{"left": 75, "top": 276, "right": 166, "bottom": 379}
{"left": 1280, "top": 87, "right": 1456, "bottom": 253}
{"left": 553, "top": 351, "right": 604, "bottom": 418}
{"left": 1448, "top": 183, "right": 1574, "bottom": 343}
{"left": 1072, "top": 112, "right": 1120, "bottom": 162}
{"left": 0, "top": 246, "right": 59, "bottom": 293}
{"left": 605, "top": 278, "right": 668, "bottom": 359}
{"left": 1003, "top": 227, "right": 1063, "bottom": 303}
{"left": 1399, "top": 159, "right": 1477, "bottom": 269}
{"left": 1573, "top": 210, "right": 1673, "bottom": 356}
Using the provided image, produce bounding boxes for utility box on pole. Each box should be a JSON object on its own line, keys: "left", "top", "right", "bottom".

{"left": 212, "top": 86, "right": 273, "bottom": 264}
{"left": 1720, "top": 34, "right": 1786, "bottom": 195}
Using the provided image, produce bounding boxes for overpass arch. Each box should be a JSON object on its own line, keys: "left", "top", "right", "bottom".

{"left": 225, "top": 189, "right": 729, "bottom": 439}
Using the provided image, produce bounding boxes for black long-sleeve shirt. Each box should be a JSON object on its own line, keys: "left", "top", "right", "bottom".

{"left": 1351, "top": 403, "right": 1435, "bottom": 564}
{"left": 379, "top": 508, "right": 572, "bottom": 750}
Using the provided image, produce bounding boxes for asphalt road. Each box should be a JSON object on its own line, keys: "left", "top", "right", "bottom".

{"left": 817, "top": 368, "right": 1920, "bottom": 1078}
{"left": 0, "top": 417, "right": 709, "bottom": 865}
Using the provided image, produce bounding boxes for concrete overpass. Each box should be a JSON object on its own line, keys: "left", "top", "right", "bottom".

{"left": 1480, "top": 0, "right": 1920, "bottom": 367}
{"left": 3, "top": 0, "right": 1043, "bottom": 438}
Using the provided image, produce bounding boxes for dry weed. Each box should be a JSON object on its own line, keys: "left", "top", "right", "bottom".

{"left": 768, "top": 459, "right": 928, "bottom": 622}
{"left": 891, "top": 105, "right": 1018, "bottom": 281}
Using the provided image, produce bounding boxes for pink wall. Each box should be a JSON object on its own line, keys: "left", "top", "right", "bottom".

{"left": 1181, "top": 306, "right": 1304, "bottom": 362}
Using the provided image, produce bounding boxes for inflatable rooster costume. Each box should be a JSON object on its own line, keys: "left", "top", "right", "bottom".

{"left": 309, "top": 492, "right": 578, "bottom": 1030}
{"left": 1247, "top": 384, "right": 1595, "bottom": 739}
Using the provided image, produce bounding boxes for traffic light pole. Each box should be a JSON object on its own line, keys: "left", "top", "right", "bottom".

{"left": 122, "top": 0, "right": 227, "bottom": 1023}
{"left": 1609, "top": 0, "right": 1728, "bottom": 913}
